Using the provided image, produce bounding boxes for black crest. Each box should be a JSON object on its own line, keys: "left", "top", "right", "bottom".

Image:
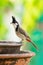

{"left": 12, "top": 16, "right": 18, "bottom": 23}
{"left": 12, "top": 16, "right": 19, "bottom": 31}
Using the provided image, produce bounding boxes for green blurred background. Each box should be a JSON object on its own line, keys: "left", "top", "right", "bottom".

{"left": 0, "top": 0, "right": 43, "bottom": 65}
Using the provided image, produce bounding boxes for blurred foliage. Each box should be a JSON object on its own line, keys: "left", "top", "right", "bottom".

{"left": 0, "top": 0, "right": 14, "bottom": 40}
{"left": 22, "top": 0, "right": 43, "bottom": 33}
{"left": 0, "top": 0, "right": 43, "bottom": 65}
{"left": 0, "top": 0, "right": 14, "bottom": 11}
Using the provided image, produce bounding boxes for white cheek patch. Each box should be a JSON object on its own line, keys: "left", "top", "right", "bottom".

{"left": 15, "top": 23, "right": 18, "bottom": 28}
{"left": 15, "top": 23, "right": 18, "bottom": 26}
{"left": 13, "top": 23, "right": 18, "bottom": 29}
{"left": 12, "top": 24, "right": 16, "bottom": 29}
{"left": 14, "top": 24, "right": 17, "bottom": 28}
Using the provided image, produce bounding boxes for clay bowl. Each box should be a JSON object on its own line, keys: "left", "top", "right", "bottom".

{"left": 0, "top": 51, "right": 35, "bottom": 65}
{"left": 0, "top": 41, "right": 35, "bottom": 65}
{"left": 0, "top": 41, "right": 22, "bottom": 54}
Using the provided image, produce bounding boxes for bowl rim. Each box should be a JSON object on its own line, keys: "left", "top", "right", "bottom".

{"left": 0, "top": 51, "right": 35, "bottom": 59}
{"left": 0, "top": 41, "right": 22, "bottom": 46}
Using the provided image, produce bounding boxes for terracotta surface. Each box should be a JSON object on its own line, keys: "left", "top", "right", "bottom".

{"left": 0, "top": 58, "right": 31, "bottom": 65}
{"left": 0, "top": 51, "right": 35, "bottom": 65}
{"left": 0, "top": 41, "right": 22, "bottom": 54}
{"left": 0, "top": 41, "right": 35, "bottom": 65}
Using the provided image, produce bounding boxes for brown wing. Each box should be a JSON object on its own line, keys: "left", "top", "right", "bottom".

{"left": 19, "top": 27, "right": 30, "bottom": 38}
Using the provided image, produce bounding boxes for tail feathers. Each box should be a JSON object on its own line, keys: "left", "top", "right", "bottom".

{"left": 26, "top": 38, "right": 39, "bottom": 51}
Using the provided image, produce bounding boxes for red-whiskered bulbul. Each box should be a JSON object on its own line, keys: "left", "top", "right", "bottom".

{"left": 11, "top": 16, "right": 39, "bottom": 51}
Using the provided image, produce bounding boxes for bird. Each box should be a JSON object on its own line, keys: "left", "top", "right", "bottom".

{"left": 11, "top": 16, "right": 39, "bottom": 51}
